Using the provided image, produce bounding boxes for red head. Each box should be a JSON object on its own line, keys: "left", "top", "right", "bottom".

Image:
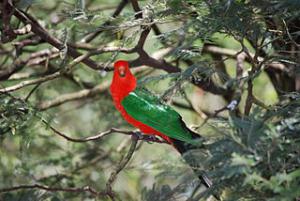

{"left": 110, "top": 60, "right": 137, "bottom": 101}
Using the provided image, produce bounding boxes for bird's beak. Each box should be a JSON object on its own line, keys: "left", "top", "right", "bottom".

{"left": 118, "top": 66, "right": 126, "bottom": 77}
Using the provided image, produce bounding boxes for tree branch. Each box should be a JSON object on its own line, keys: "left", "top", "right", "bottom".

{"left": 0, "top": 71, "right": 61, "bottom": 93}
{"left": 231, "top": 51, "right": 247, "bottom": 111}
{"left": 1, "top": 0, "right": 128, "bottom": 78}
{"left": 38, "top": 81, "right": 110, "bottom": 110}
{"left": 203, "top": 44, "right": 287, "bottom": 72}
{"left": 0, "top": 48, "right": 59, "bottom": 81}
{"left": 81, "top": 0, "right": 129, "bottom": 43}
{"left": 0, "top": 47, "right": 106, "bottom": 93}
{"left": 106, "top": 135, "right": 138, "bottom": 200}
{"left": 1, "top": 0, "right": 16, "bottom": 43}
{"left": 41, "top": 119, "right": 168, "bottom": 144}
{"left": 9, "top": 3, "right": 102, "bottom": 70}
{"left": 0, "top": 184, "right": 105, "bottom": 197}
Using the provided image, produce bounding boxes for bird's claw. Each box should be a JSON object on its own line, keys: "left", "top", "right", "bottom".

{"left": 133, "top": 131, "right": 144, "bottom": 140}
{"left": 144, "top": 135, "right": 158, "bottom": 143}
{"left": 132, "top": 131, "right": 158, "bottom": 143}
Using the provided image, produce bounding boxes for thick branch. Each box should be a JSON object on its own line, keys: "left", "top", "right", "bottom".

{"left": 130, "top": 1, "right": 229, "bottom": 95}
{"left": 0, "top": 47, "right": 105, "bottom": 93}
{"left": 1, "top": 0, "right": 129, "bottom": 81}
{"left": 10, "top": 3, "right": 101, "bottom": 70}
{"left": 1, "top": 0, "right": 16, "bottom": 43}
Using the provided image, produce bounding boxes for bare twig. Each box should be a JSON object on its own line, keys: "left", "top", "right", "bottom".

{"left": 38, "top": 81, "right": 110, "bottom": 110}
{"left": 41, "top": 119, "right": 167, "bottom": 144}
{"left": 9, "top": 3, "right": 102, "bottom": 70}
{"left": 5, "top": 1, "right": 229, "bottom": 97}
{"left": 12, "top": 35, "right": 42, "bottom": 49}
{"left": 236, "top": 52, "right": 246, "bottom": 79}
{"left": 282, "top": 19, "right": 300, "bottom": 47}
{"left": 252, "top": 96, "right": 270, "bottom": 110}
{"left": 197, "top": 105, "right": 230, "bottom": 128}
{"left": 203, "top": 45, "right": 286, "bottom": 71}
{"left": 198, "top": 51, "right": 249, "bottom": 126}
{"left": 0, "top": 48, "right": 58, "bottom": 81}
{"left": 13, "top": 24, "right": 32, "bottom": 35}
{"left": 106, "top": 135, "right": 138, "bottom": 200}
{"left": 0, "top": 60, "right": 27, "bottom": 81}
{"left": 128, "top": 0, "right": 181, "bottom": 73}
{"left": 68, "top": 45, "right": 135, "bottom": 54}
{"left": 13, "top": 35, "right": 44, "bottom": 56}
{"left": 240, "top": 41, "right": 258, "bottom": 116}
{"left": 0, "top": 47, "right": 105, "bottom": 93}
{"left": 0, "top": 183, "right": 105, "bottom": 197}
{"left": 0, "top": 71, "right": 61, "bottom": 93}
{"left": 24, "top": 83, "right": 42, "bottom": 102}
{"left": 244, "top": 79, "right": 254, "bottom": 115}
{"left": 81, "top": 0, "right": 129, "bottom": 43}
{"left": 231, "top": 51, "right": 247, "bottom": 110}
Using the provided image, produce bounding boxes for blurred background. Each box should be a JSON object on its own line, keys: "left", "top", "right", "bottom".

{"left": 1, "top": 0, "right": 300, "bottom": 201}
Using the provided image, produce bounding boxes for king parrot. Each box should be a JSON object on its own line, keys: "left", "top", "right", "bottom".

{"left": 110, "top": 60, "right": 213, "bottom": 190}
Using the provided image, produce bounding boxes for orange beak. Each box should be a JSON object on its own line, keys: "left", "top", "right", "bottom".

{"left": 118, "top": 66, "right": 126, "bottom": 77}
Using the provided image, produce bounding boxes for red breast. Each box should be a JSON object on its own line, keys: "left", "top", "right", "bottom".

{"left": 110, "top": 60, "right": 171, "bottom": 143}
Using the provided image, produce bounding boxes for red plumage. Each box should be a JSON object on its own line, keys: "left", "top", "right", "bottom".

{"left": 110, "top": 61, "right": 217, "bottom": 195}
{"left": 110, "top": 60, "right": 171, "bottom": 143}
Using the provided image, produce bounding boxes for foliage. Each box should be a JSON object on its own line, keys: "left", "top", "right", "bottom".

{"left": 0, "top": 0, "right": 300, "bottom": 201}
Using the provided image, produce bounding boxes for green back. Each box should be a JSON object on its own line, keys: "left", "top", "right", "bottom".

{"left": 121, "top": 88, "right": 194, "bottom": 143}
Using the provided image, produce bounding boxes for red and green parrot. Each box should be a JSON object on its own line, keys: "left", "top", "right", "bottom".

{"left": 110, "top": 60, "right": 213, "bottom": 189}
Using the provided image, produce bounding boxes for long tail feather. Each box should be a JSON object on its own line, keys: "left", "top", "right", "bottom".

{"left": 170, "top": 124, "right": 220, "bottom": 200}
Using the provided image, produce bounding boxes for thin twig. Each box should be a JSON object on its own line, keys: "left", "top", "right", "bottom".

{"left": 38, "top": 81, "right": 110, "bottom": 110}
{"left": 10, "top": 3, "right": 101, "bottom": 70}
{"left": 0, "top": 71, "right": 61, "bottom": 93}
{"left": 231, "top": 51, "right": 247, "bottom": 111}
{"left": 106, "top": 135, "right": 138, "bottom": 200}
{"left": 241, "top": 40, "right": 257, "bottom": 116}
{"left": 0, "top": 46, "right": 105, "bottom": 93}
{"left": 0, "top": 184, "right": 105, "bottom": 197}
{"left": 0, "top": 48, "right": 59, "bottom": 81}
{"left": 41, "top": 119, "right": 168, "bottom": 144}
{"left": 24, "top": 83, "right": 42, "bottom": 102}
{"left": 203, "top": 45, "right": 286, "bottom": 71}
{"left": 81, "top": 0, "right": 129, "bottom": 43}
{"left": 282, "top": 19, "right": 300, "bottom": 47}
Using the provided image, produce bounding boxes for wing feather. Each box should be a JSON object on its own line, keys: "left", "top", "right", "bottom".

{"left": 121, "top": 88, "right": 193, "bottom": 143}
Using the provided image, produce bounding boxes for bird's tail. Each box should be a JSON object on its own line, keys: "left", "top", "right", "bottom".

{"left": 171, "top": 136, "right": 213, "bottom": 189}
{"left": 170, "top": 126, "right": 219, "bottom": 200}
{"left": 171, "top": 128, "right": 201, "bottom": 154}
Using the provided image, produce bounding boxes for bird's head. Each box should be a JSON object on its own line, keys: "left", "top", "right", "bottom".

{"left": 114, "top": 60, "right": 131, "bottom": 78}
{"left": 110, "top": 60, "right": 137, "bottom": 100}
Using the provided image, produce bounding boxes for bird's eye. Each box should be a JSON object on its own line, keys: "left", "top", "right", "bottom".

{"left": 118, "top": 66, "right": 126, "bottom": 77}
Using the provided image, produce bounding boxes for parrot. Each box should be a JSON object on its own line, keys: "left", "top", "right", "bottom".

{"left": 110, "top": 60, "right": 214, "bottom": 191}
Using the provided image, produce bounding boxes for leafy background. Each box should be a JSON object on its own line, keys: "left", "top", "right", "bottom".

{"left": 0, "top": 0, "right": 300, "bottom": 201}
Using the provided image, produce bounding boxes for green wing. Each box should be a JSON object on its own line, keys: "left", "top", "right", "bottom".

{"left": 121, "top": 88, "right": 194, "bottom": 143}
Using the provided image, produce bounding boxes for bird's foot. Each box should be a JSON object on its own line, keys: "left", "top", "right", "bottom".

{"left": 132, "top": 130, "right": 144, "bottom": 140}
{"left": 144, "top": 135, "right": 160, "bottom": 144}
{"left": 132, "top": 131, "right": 161, "bottom": 143}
